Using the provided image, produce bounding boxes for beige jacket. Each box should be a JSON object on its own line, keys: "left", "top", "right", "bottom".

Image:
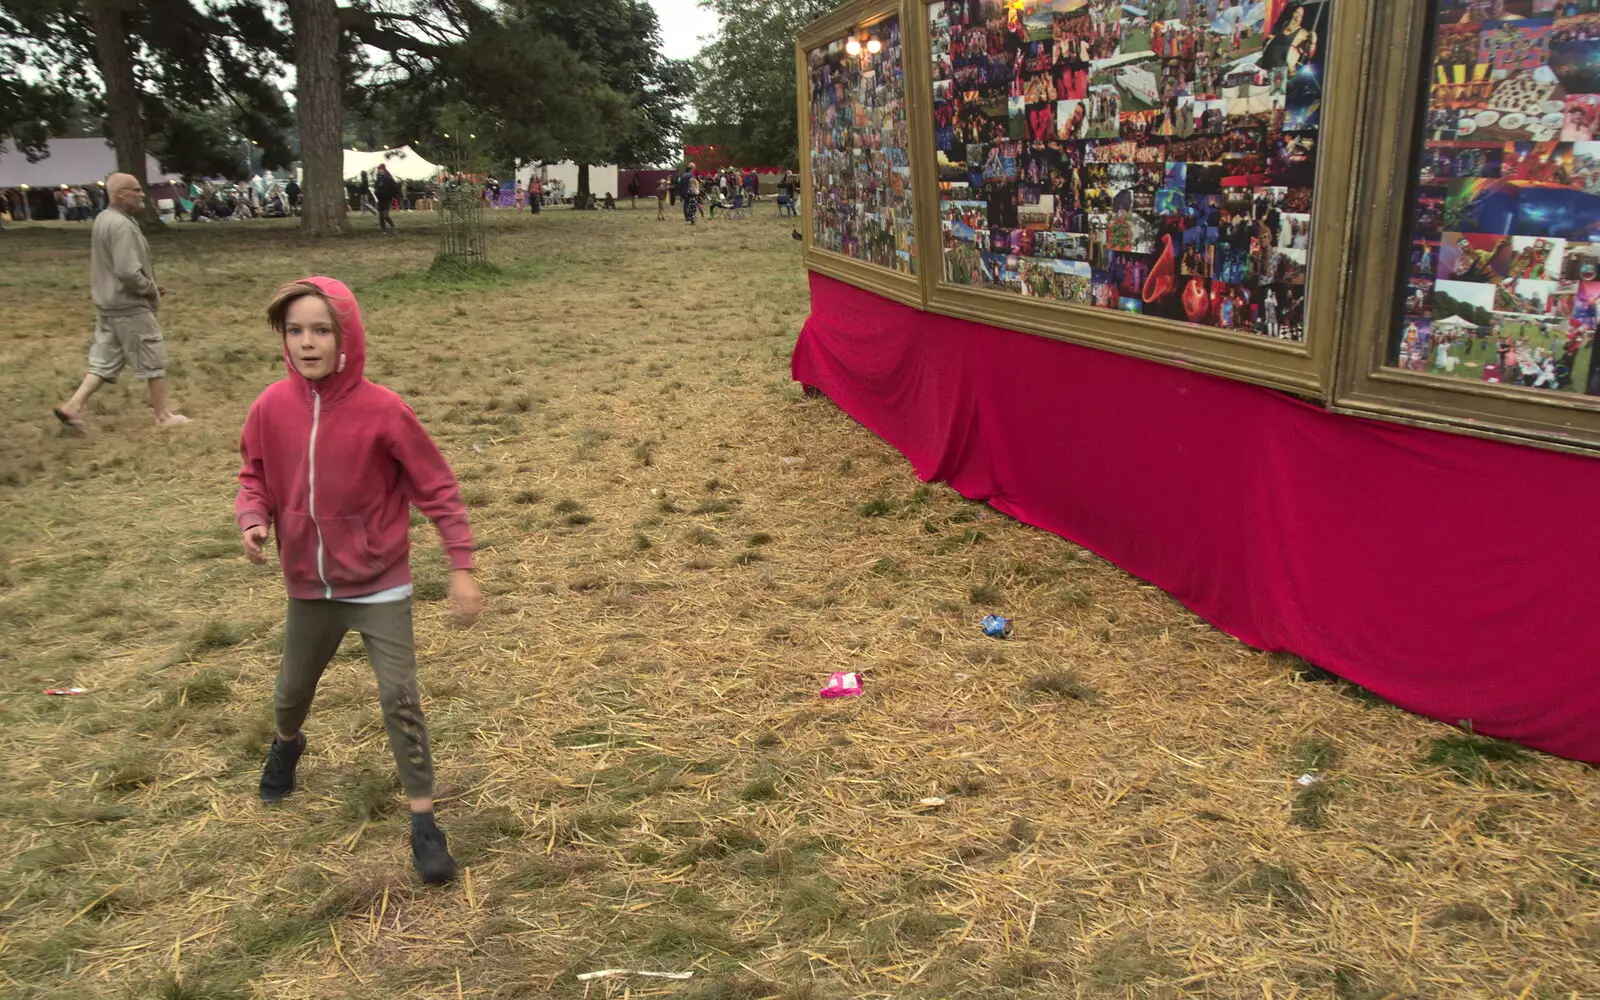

{"left": 91, "top": 208, "right": 159, "bottom": 315}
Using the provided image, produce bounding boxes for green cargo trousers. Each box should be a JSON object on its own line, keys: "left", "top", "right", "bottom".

{"left": 275, "top": 598, "right": 434, "bottom": 798}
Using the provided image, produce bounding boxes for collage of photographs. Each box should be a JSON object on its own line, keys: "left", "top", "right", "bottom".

{"left": 1396, "top": 0, "right": 1600, "bottom": 398}
{"left": 928, "top": 0, "right": 1329, "bottom": 341}
{"left": 808, "top": 17, "right": 918, "bottom": 274}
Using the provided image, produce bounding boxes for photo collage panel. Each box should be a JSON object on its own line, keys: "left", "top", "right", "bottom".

{"left": 809, "top": 18, "right": 917, "bottom": 275}
{"left": 929, "top": 0, "right": 1329, "bottom": 341}
{"left": 1395, "top": 0, "right": 1600, "bottom": 397}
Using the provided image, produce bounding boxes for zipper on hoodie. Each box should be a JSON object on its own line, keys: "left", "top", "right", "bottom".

{"left": 309, "top": 390, "right": 331, "bottom": 598}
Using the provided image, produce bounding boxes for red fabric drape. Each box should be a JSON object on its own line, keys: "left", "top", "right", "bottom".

{"left": 793, "top": 273, "right": 1600, "bottom": 763}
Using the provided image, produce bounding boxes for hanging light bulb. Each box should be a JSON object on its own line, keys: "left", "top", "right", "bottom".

{"left": 845, "top": 37, "right": 861, "bottom": 56}
{"left": 866, "top": 37, "right": 882, "bottom": 54}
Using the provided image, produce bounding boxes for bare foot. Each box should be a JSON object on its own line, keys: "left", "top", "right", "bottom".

{"left": 155, "top": 413, "right": 191, "bottom": 428}
{"left": 53, "top": 407, "right": 88, "bottom": 432}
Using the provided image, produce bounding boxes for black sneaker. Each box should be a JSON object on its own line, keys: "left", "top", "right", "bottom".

{"left": 411, "top": 812, "right": 458, "bottom": 884}
{"left": 259, "top": 732, "right": 305, "bottom": 803}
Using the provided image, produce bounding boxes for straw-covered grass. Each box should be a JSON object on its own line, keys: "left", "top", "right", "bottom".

{"left": 1, "top": 207, "right": 1597, "bottom": 999}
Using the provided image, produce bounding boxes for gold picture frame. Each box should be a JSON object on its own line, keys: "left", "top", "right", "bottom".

{"left": 798, "top": 0, "right": 927, "bottom": 310}
{"left": 1333, "top": 0, "right": 1600, "bottom": 455}
{"left": 904, "top": 0, "right": 1374, "bottom": 398}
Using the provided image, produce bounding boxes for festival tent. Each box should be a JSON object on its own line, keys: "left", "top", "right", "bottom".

{"left": 0, "top": 138, "right": 185, "bottom": 219}
{"left": 340, "top": 146, "right": 442, "bottom": 183}
{"left": 518, "top": 162, "right": 619, "bottom": 200}
{"left": 1433, "top": 315, "right": 1482, "bottom": 332}
{"left": 0, "top": 138, "right": 178, "bottom": 188}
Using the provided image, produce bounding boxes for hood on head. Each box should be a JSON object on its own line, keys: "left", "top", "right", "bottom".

{"left": 283, "top": 276, "right": 367, "bottom": 399}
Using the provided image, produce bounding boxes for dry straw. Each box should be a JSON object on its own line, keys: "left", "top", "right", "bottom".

{"left": 0, "top": 210, "right": 1595, "bottom": 999}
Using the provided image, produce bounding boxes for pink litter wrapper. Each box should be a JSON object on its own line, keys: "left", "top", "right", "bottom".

{"left": 45, "top": 687, "right": 88, "bottom": 696}
{"left": 819, "top": 672, "right": 864, "bottom": 699}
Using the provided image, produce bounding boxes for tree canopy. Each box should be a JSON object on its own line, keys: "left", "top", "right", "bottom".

{"left": 348, "top": 0, "right": 689, "bottom": 177}
{"left": 0, "top": 0, "right": 295, "bottom": 178}
{"left": 3, "top": 0, "right": 694, "bottom": 230}
{"left": 0, "top": 27, "right": 72, "bottom": 160}
{"left": 688, "top": 0, "right": 834, "bottom": 169}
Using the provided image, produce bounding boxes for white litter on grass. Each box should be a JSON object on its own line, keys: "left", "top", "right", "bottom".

{"left": 575, "top": 969, "right": 695, "bottom": 982}
{"left": 1296, "top": 773, "right": 1321, "bottom": 788}
{"left": 917, "top": 797, "right": 947, "bottom": 808}
{"left": 781, "top": 456, "right": 805, "bottom": 466}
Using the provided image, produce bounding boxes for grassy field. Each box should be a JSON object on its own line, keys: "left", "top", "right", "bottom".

{"left": 1, "top": 207, "right": 1597, "bottom": 1000}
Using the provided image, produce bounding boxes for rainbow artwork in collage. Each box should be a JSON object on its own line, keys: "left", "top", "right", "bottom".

{"left": 1396, "top": 0, "right": 1600, "bottom": 398}
{"left": 809, "top": 17, "right": 917, "bottom": 274}
{"left": 928, "top": 0, "right": 1329, "bottom": 340}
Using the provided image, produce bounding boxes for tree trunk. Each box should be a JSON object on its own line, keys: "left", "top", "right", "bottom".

{"left": 88, "top": 0, "right": 161, "bottom": 229}
{"left": 576, "top": 162, "right": 591, "bottom": 210}
{"left": 289, "top": 0, "right": 345, "bottom": 236}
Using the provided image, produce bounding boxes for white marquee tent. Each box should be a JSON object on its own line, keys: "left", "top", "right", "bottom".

{"left": 517, "top": 161, "right": 618, "bottom": 199}
{"left": 339, "top": 145, "right": 442, "bottom": 182}
{"left": 0, "top": 138, "right": 178, "bottom": 188}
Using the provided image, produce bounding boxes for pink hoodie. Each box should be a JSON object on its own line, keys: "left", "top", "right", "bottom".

{"left": 235, "top": 276, "right": 475, "bottom": 600}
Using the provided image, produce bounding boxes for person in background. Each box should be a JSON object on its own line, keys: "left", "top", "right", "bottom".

{"left": 656, "top": 178, "right": 669, "bottom": 220}
{"left": 529, "top": 174, "right": 543, "bottom": 214}
{"left": 628, "top": 174, "right": 640, "bottom": 209}
{"left": 374, "top": 163, "right": 399, "bottom": 235}
{"left": 53, "top": 173, "right": 189, "bottom": 431}
{"left": 780, "top": 172, "right": 799, "bottom": 217}
{"left": 602, "top": 191, "right": 616, "bottom": 210}
{"left": 744, "top": 168, "right": 759, "bottom": 204}
{"left": 677, "top": 163, "right": 697, "bottom": 225}
{"left": 514, "top": 180, "right": 526, "bottom": 213}
{"left": 285, "top": 177, "right": 301, "bottom": 216}
{"left": 55, "top": 186, "right": 69, "bottom": 221}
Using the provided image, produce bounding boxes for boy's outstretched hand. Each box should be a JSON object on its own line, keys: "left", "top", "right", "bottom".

{"left": 241, "top": 525, "right": 270, "bottom": 564}
{"left": 450, "top": 569, "right": 482, "bottom": 624}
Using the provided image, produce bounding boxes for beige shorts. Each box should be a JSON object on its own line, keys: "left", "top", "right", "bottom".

{"left": 88, "top": 311, "right": 166, "bottom": 382}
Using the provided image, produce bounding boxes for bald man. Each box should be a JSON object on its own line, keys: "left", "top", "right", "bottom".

{"left": 54, "top": 173, "right": 188, "bottom": 431}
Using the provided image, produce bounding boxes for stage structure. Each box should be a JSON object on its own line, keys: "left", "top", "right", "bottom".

{"left": 794, "top": 0, "right": 1600, "bottom": 763}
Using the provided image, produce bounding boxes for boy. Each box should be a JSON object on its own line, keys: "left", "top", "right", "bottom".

{"left": 236, "top": 277, "right": 481, "bottom": 884}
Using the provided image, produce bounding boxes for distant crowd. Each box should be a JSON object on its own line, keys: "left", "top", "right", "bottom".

{"left": 2, "top": 185, "right": 107, "bottom": 222}
{"left": 663, "top": 166, "right": 800, "bottom": 225}
{"left": 5, "top": 164, "right": 804, "bottom": 228}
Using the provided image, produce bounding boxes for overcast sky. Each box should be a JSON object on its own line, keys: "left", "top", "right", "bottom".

{"left": 649, "top": 0, "right": 720, "bottom": 61}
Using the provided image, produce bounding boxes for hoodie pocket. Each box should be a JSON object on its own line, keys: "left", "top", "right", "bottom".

{"left": 314, "top": 514, "right": 378, "bottom": 587}
{"left": 275, "top": 511, "right": 376, "bottom": 589}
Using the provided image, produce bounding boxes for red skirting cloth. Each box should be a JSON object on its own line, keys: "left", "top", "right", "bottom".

{"left": 793, "top": 272, "right": 1600, "bottom": 764}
